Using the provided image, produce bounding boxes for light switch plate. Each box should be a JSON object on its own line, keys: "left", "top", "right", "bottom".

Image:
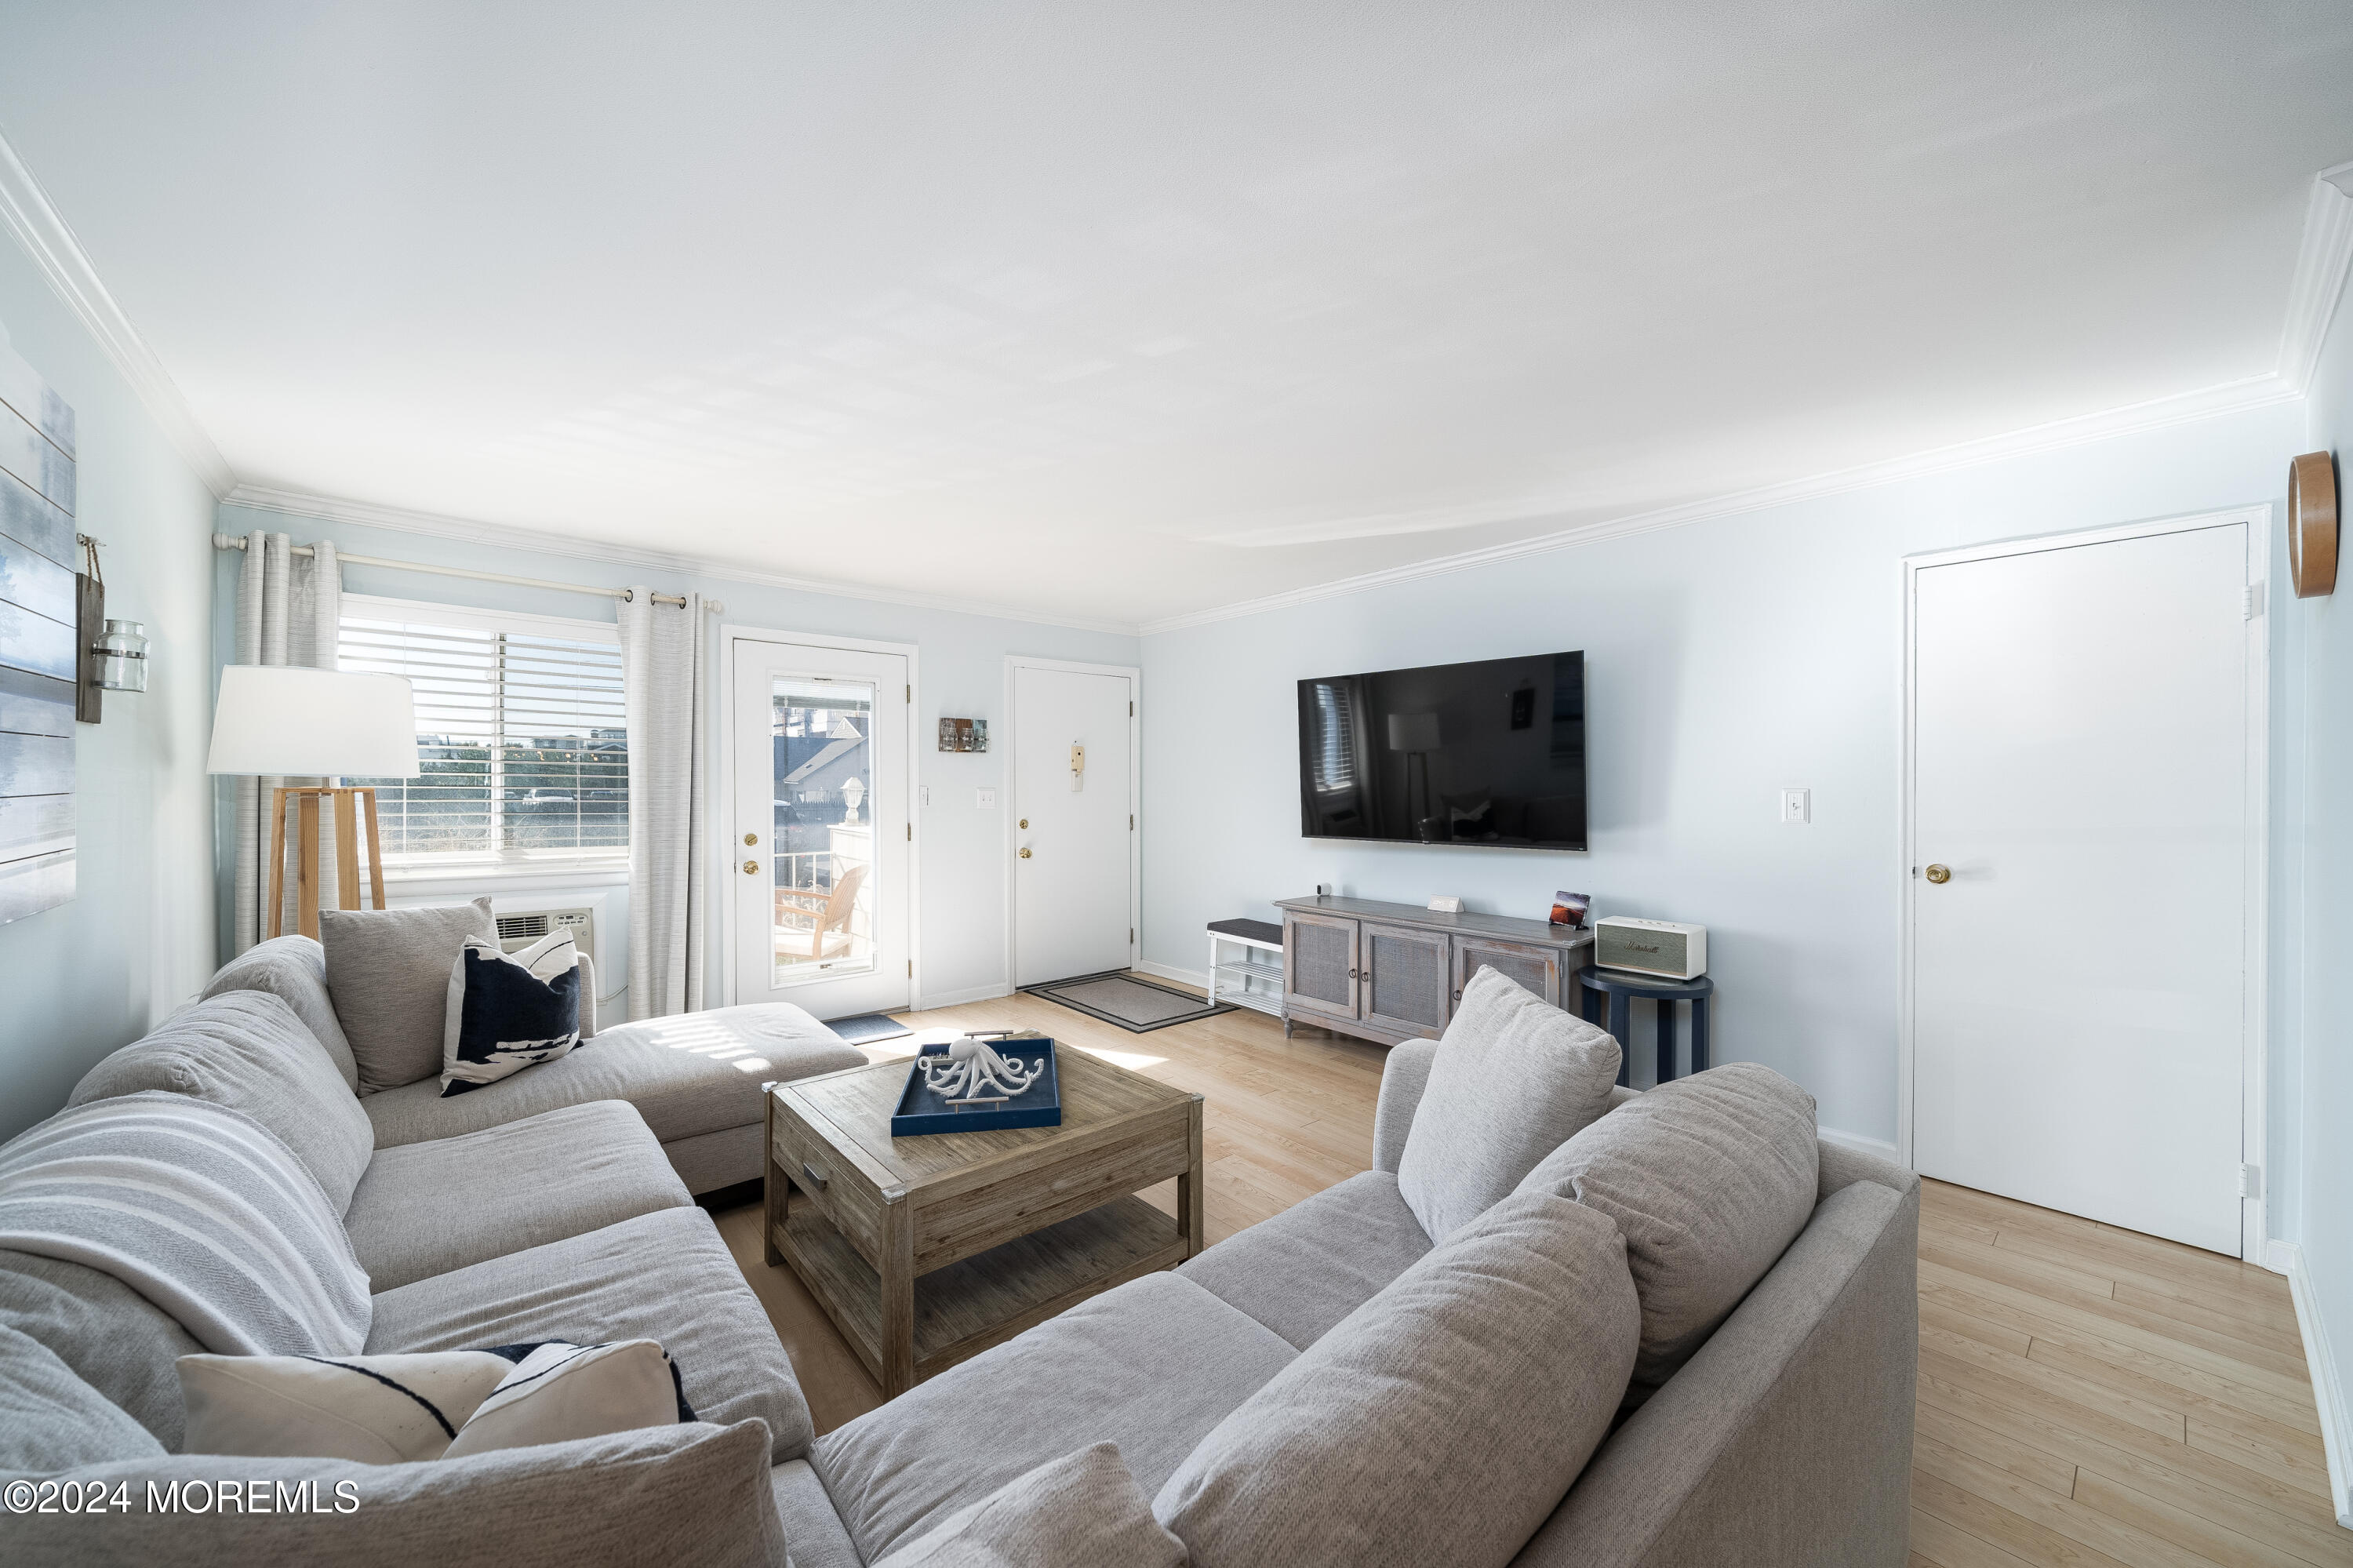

{"left": 976, "top": 787, "right": 998, "bottom": 808}
{"left": 1779, "top": 788, "right": 1811, "bottom": 824}
{"left": 917, "top": 786, "right": 931, "bottom": 807}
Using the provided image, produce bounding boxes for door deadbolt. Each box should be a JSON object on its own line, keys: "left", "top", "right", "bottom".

{"left": 742, "top": 860, "right": 760, "bottom": 876}
{"left": 1018, "top": 818, "right": 1028, "bottom": 829}
{"left": 743, "top": 831, "right": 758, "bottom": 846}
{"left": 1924, "top": 864, "right": 1951, "bottom": 884}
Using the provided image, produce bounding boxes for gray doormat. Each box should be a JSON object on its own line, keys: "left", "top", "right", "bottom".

{"left": 825, "top": 1013, "right": 913, "bottom": 1046}
{"left": 1020, "top": 971, "right": 1235, "bottom": 1034}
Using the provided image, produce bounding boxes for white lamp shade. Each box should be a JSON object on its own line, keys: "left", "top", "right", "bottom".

{"left": 1387, "top": 711, "right": 1441, "bottom": 752}
{"left": 206, "top": 666, "right": 421, "bottom": 778}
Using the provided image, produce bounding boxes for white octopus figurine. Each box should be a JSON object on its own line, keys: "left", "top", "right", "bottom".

{"left": 921, "top": 1035, "right": 1046, "bottom": 1104}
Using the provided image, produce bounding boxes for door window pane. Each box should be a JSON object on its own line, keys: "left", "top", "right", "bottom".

{"left": 771, "top": 677, "right": 875, "bottom": 983}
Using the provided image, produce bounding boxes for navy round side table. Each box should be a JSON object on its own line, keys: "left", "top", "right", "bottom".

{"left": 1577, "top": 967, "right": 1714, "bottom": 1088}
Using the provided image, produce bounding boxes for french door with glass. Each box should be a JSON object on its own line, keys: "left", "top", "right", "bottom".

{"left": 729, "top": 635, "right": 910, "bottom": 1018}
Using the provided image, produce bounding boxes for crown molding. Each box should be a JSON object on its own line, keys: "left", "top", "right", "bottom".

{"left": 220, "top": 483, "right": 1143, "bottom": 638}
{"left": 0, "top": 128, "right": 235, "bottom": 498}
{"left": 1141, "top": 164, "right": 2353, "bottom": 635}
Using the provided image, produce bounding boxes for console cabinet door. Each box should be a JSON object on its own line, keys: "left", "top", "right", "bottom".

{"left": 1361, "top": 921, "right": 1453, "bottom": 1039}
{"left": 1452, "top": 935, "right": 1562, "bottom": 1010}
{"left": 1283, "top": 911, "right": 1359, "bottom": 1024}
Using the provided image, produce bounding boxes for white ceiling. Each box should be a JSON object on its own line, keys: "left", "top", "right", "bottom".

{"left": 2, "top": 2, "right": 2350, "bottom": 628}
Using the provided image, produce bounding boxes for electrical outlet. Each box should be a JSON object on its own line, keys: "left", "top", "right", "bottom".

{"left": 976, "top": 787, "right": 997, "bottom": 809}
{"left": 1779, "top": 788, "right": 1810, "bottom": 824}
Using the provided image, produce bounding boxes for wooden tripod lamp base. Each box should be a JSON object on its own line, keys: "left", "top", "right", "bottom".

{"left": 268, "top": 786, "right": 388, "bottom": 940}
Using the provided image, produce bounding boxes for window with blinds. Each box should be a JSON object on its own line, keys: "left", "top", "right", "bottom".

{"left": 338, "top": 598, "right": 627, "bottom": 873}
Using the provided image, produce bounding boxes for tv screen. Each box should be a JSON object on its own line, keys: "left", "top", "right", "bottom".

{"left": 1298, "top": 651, "right": 1586, "bottom": 851}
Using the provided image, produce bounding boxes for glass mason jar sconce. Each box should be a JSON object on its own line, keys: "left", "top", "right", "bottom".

{"left": 92, "top": 620, "right": 149, "bottom": 692}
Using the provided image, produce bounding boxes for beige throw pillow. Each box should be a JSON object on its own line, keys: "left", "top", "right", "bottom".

{"left": 1515, "top": 1061, "right": 1819, "bottom": 1388}
{"left": 180, "top": 1339, "right": 690, "bottom": 1463}
{"left": 1155, "top": 1193, "right": 1638, "bottom": 1568}
{"left": 873, "top": 1443, "right": 1187, "bottom": 1568}
{"left": 1395, "top": 966, "right": 1620, "bottom": 1240}
{"left": 321, "top": 898, "right": 498, "bottom": 1093}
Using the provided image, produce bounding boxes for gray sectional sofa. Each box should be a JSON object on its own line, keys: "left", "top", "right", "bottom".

{"left": 0, "top": 943, "right": 1916, "bottom": 1567}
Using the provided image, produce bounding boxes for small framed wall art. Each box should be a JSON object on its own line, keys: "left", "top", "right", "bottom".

{"left": 938, "top": 717, "right": 988, "bottom": 752}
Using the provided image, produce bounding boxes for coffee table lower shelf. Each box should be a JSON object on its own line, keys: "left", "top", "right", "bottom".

{"left": 773, "top": 1191, "right": 1188, "bottom": 1390}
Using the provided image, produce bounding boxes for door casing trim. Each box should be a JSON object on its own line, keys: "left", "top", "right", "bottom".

{"left": 1897, "top": 504, "right": 2271, "bottom": 1261}
{"left": 718, "top": 624, "right": 922, "bottom": 1013}
{"left": 1003, "top": 655, "right": 1143, "bottom": 991}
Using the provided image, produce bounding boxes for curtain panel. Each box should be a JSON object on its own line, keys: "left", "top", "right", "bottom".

{"left": 228, "top": 531, "right": 342, "bottom": 953}
{"left": 618, "top": 588, "right": 708, "bottom": 1018}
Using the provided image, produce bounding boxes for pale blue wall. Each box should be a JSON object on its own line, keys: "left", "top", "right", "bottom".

{"left": 209, "top": 503, "right": 1139, "bottom": 1010}
{"left": 1140, "top": 401, "right": 2307, "bottom": 1158}
{"left": 0, "top": 241, "right": 220, "bottom": 1143}
{"left": 2292, "top": 260, "right": 2352, "bottom": 1445}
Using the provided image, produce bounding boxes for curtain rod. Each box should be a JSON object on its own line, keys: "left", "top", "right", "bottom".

{"left": 209, "top": 533, "right": 723, "bottom": 613}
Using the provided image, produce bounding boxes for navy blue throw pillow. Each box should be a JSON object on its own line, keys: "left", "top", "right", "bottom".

{"left": 439, "top": 933, "right": 584, "bottom": 1097}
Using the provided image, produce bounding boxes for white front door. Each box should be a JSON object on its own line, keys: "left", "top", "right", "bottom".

{"left": 729, "top": 636, "right": 911, "bottom": 1018}
{"left": 1011, "top": 662, "right": 1136, "bottom": 987}
{"left": 1907, "top": 518, "right": 2254, "bottom": 1255}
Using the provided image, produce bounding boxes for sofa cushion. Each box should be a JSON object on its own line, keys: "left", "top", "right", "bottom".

{"left": 201, "top": 934, "right": 361, "bottom": 1093}
{"left": 68, "top": 991, "right": 373, "bottom": 1213}
{"left": 0, "top": 1249, "right": 203, "bottom": 1450}
{"left": 1515, "top": 1061, "right": 1818, "bottom": 1388}
{"left": 773, "top": 1458, "right": 864, "bottom": 1568}
{"left": 1155, "top": 1193, "right": 1638, "bottom": 1568}
{"left": 0, "top": 1093, "right": 371, "bottom": 1359}
{"left": 362, "top": 1002, "right": 864, "bottom": 1155}
{"left": 812, "top": 1271, "right": 1296, "bottom": 1564}
{"left": 1177, "top": 1170, "right": 1431, "bottom": 1349}
{"left": 343, "top": 1101, "right": 691, "bottom": 1290}
{"left": 322, "top": 897, "right": 498, "bottom": 1094}
{"left": 3, "top": 1419, "right": 785, "bottom": 1568}
{"left": 873, "top": 1443, "right": 1187, "bottom": 1568}
{"left": 365, "top": 1206, "right": 813, "bottom": 1463}
{"left": 1396, "top": 966, "right": 1620, "bottom": 1241}
{"left": 440, "top": 930, "right": 588, "bottom": 1097}
{"left": 0, "top": 1322, "right": 167, "bottom": 1474}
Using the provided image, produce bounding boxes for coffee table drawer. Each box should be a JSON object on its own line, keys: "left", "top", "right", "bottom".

{"left": 773, "top": 1113, "right": 882, "bottom": 1262}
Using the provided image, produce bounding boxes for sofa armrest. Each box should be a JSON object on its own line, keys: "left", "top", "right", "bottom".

{"left": 1371, "top": 1038, "right": 1442, "bottom": 1174}
{"left": 1511, "top": 1177, "right": 1918, "bottom": 1568}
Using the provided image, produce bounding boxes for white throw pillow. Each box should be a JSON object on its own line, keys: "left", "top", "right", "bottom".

{"left": 1395, "top": 966, "right": 1621, "bottom": 1240}
{"left": 180, "top": 1340, "right": 690, "bottom": 1463}
{"left": 440, "top": 930, "right": 588, "bottom": 1097}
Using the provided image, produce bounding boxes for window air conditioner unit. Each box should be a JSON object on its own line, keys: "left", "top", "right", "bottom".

{"left": 496, "top": 907, "right": 595, "bottom": 955}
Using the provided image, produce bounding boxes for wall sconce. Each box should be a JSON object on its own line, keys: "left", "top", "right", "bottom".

{"left": 93, "top": 620, "right": 148, "bottom": 691}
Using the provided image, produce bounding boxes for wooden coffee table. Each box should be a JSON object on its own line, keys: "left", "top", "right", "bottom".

{"left": 763, "top": 1031, "right": 1204, "bottom": 1397}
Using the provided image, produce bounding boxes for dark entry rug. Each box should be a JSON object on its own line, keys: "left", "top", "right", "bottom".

{"left": 825, "top": 1012, "right": 914, "bottom": 1046}
{"left": 1020, "top": 970, "right": 1236, "bottom": 1034}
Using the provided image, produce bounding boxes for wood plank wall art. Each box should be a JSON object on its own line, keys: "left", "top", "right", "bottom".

{"left": 0, "top": 337, "right": 78, "bottom": 926}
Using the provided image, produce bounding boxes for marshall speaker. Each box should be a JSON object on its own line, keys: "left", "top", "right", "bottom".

{"left": 1592, "top": 917, "right": 1707, "bottom": 980}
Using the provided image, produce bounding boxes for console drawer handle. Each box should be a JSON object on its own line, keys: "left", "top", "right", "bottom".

{"left": 801, "top": 1161, "right": 828, "bottom": 1191}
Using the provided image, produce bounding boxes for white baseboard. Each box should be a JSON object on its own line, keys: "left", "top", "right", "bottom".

{"left": 915, "top": 981, "right": 1013, "bottom": 1010}
{"left": 1818, "top": 1126, "right": 1903, "bottom": 1162}
{"left": 1136, "top": 960, "right": 1210, "bottom": 993}
{"left": 2274, "top": 1240, "right": 2353, "bottom": 1529}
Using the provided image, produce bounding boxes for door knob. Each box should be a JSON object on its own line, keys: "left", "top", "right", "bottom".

{"left": 1924, "top": 864, "right": 1951, "bottom": 884}
{"left": 1020, "top": 847, "right": 1033, "bottom": 859}
{"left": 743, "top": 860, "right": 760, "bottom": 876}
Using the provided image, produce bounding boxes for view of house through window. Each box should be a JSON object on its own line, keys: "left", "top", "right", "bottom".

{"left": 338, "top": 597, "right": 628, "bottom": 873}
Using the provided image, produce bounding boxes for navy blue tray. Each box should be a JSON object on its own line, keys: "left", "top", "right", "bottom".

{"left": 890, "top": 1035, "right": 1063, "bottom": 1137}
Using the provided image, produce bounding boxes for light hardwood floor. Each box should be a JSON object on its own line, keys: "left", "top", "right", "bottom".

{"left": 712, "top": 987, "right": 2346, "bottom": 1566}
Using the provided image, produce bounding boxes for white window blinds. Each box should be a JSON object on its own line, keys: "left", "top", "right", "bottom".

{"left": 338, "top": 598, "right": 627, "bottom": 872}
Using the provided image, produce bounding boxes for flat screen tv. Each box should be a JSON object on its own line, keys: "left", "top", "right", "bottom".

{"left": 1298, "top": 651, "right": 1585, "bottom": 851}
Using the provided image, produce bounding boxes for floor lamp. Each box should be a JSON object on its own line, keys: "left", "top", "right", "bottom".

{"left": 208, "top": 666, "right": 420, "bottom": 940}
